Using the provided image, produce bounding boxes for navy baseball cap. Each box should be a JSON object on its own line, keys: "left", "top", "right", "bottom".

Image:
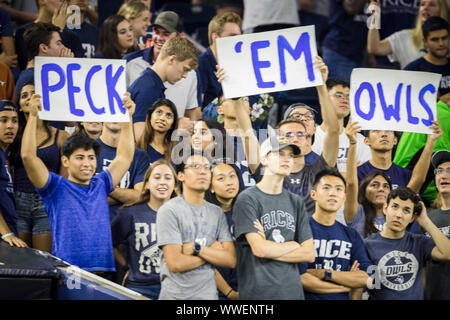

{"left": 0, "top": 100, "right": 18, "bottom": 113}
{"left": 431, "top": 150, "right": 450, "bottom": 168}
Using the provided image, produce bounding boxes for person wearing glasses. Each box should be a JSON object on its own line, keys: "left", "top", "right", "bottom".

{"left": 275, "top": 57, "right": 340, "bottom": 215}
{"left": 311, "top": 79, "right": 372, "bottom": 174}
{"left": 421, "top": 150, "right": 450, "bottom": 299}
{"left": 156, "top": 151, "right": 236, "bottom": 300}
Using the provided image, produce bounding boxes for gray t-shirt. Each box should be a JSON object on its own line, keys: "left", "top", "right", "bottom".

{"left": 233, "top": 186, "right": 313, "bottom": 300}
{"left": 156, "top": 196, "right": 232, "bottom": 300}
{"left": 422, "top": 208, "right": 450, "bottom": 300}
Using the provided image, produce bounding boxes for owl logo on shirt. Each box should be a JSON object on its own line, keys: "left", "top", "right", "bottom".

{"left": 272, "top": 229, "right": 285, "bottom": 243}
{"left": 378, "top": 250, "right": 418, "bottom": 291}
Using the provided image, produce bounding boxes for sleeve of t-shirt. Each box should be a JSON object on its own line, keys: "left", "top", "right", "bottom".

{"left": 232, "top": 191, "right": 260, "bottom": 241}
{"left": 294, "top": 196, "right": 313, "bottom": 244}
{"left": 111, "top": 207, "right": 133, "bottom": 247}
{"left": 417, "top": 233, "right": 435, "bottom": 264}
{"left": 216, "top": 207, "right": 233, "bottom": 243}
{"left": 386, "top": 30, "right": 403, "bottom": 63}
{"left": 156, "top": 201, "right": 183, "bottom": 248}
{"left": 98, "top": 169, "right": 114, "bottom": 194}
{"left": 348, "top": 228, "right": 372, "bottom": 272}
{"left": 36, "top": 171, "right": 61, "bottom": 200}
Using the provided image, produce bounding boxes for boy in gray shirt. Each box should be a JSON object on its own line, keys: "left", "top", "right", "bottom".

{"left": 233, "top": 136, "right": 315, "bottom": 300}
{"left": 157, "top": 151, "right": 235, "bottom": 300}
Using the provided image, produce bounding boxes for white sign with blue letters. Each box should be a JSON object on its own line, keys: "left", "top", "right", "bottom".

{"left": 216, "top": 25, "right": 323, "bottom": 99}
{"left": 350, "top": 68, "right": 441, "bottom": 134}
{"left": 34, "top": 56, "right": 129, "bottom": 122}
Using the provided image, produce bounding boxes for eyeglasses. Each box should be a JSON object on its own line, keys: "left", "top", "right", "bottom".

{"left": 332, "top": 92, "right": 350, "bottom": 100}
{"left": 435, "top": 167, "right": 450, "bottom": 175}
{"left": 185, "top": 163, "right": 211, "bottom": 171}
{"left": 284, "top": 132, "right": 308, "bottom": 139}
{"left": 289, "top": 112, "right": 314, "bottom": 121}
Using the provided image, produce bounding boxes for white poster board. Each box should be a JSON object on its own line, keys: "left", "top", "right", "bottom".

{"left": 216, "top": 25, "right": 323, "bottom": 99}
{"left": 350, "top": 68, "right": 441, "bottom": 134}
{"left": 34, "top": 56, "right": 129, "bottom": 122}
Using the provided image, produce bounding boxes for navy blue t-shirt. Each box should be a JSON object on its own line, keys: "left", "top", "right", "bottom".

{"left": 299, "top": 217, "right": 372, "bottom": 300}
{"left": 69, "top": 21, "right": 99, "bottom": 58}
{"left": 364, "top": 232, "right": 435, "bottom": 300}
{"left": 322, "top": 0, "right": 368, "bottom": 63}
{"left": 404, "top": 58, "right": 450, "bottom": 96}
{"left": 197, "top": 47, "right": 221, "bottom": 108}
{"left": 146, "top": 144, "right": 164, "bottom": 165}
{"left": 128, "top": 68, "right": 166, "bottom": 123}
{"left": 0, "top": 147, "right": 17, "bottom": 235}
{"left": 357, "top": 161, "right": 412, "bottom": 190}
{"left": 111, "top": 202, "right": 161, "bottom": 286}
{"left": 96, "top": 138, "right": 150, "bottom": 220}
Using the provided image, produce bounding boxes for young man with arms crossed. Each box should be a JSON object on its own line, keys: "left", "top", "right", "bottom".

{"left": 364, "top": 186, "right": 450, "bottom": 300}
{"left": 299, "top": 167, "right": 372, "bottom": 300}
{"left": 232, "top": 136, "right": 315, "bottom": 300}
{"left": 20, "top": 93, "right": 136, "bottom": 272}
{"left": 156, "top": 151, "right": 236, "bottom": 300}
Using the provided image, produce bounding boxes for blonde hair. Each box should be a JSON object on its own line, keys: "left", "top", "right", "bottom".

{"left": 208, "top": 12, "right": 242, "bottom": 46}
{"left": 411, "top": 0, "right": 449, "bottom": 49}
{"left": 158, "top": 36, "right": 199, "bottom": 69}
{"left": 117, "top": 0, "right": 148, "bottom": 20}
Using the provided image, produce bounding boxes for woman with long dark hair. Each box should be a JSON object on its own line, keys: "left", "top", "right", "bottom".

{"left": 96, "top": 14, "right": 136, "bottom": 59}
{"left": 111, "top": 159, "right": 179, "bottom": 299}
{"left": 10, "top": 82, "right": 69, "bottom": 252}
{"left": 136, "top": 98, "right": 178, "bottom": 164}
{"left": 204, "top": 158, "right": 243, "bottom": 300}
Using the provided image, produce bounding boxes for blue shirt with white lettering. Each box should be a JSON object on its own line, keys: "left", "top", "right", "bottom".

{"left": 364, "top": 232, "right": 435, "bottom": 300}
{"left": 111, "top": 203, "right": 160, "bottom": 286}
{"left": 128, "top": 68, "right": 166, "bottom": 123}
{"left": 299, "top": 216, "right": 372, "bottom": 300}
{"left": 69, "top": 21, "right": 99, "bottom": 58}
{"left": 36, "top": 170, "right": 115, "bottom": 272}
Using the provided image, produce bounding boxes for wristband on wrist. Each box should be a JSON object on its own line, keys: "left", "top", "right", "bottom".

{"left": 226, "top": 288, "right": 233, "bottom": 297}
{"left": 1, "top": 233, "right": 14, "bottom": 240}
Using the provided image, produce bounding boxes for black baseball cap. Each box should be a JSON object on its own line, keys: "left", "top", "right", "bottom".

{"left": 431, "top": 150, "right": 450, "bottom": 168}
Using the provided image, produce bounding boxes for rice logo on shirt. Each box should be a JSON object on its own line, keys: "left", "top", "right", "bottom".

{"left": 378, "top": 250, "right": 418, "bottom": 291}
{"left": 272, "top": 229, "right": 285, "bottom": 243}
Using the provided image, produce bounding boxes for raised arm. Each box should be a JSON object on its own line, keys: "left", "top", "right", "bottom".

{"left": 106, "top": 93, "right": 136, "bottom": 187}
{"left": 20, "top": 94, "right": 49, "bottom": 189}
{"left": 216, "top": 66, "right": 260, "bottom": 172}
{"left": 407, "top": 121, "right": 442, "bottom": 193}
{"left": 366, "top": 0, "right": 393, "bottom": 56}
{"left": 344, "top": 118, "right": 361, "bottom": 223}
{"left": 316, "top": 57, "right": 339, "bottom": 167}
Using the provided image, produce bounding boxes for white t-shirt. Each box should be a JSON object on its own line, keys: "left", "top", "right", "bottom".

{"left": 311, "top": 125, "right": 372, "bottom": 172}
{"left": 387, "top": 29, "right": 424, "bottom": 69}
{"left": 242, "top": 0, "right": 300, "bottom": 31}
{"left": 126, "top": 57, "right": 199, "bottom": 118}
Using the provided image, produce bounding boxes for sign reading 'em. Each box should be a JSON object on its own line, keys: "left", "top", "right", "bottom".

{"left": 350, "top": 68, "right": 441, "bottom": 134}
{"left": 216, "top": 25, "right": 323, "bottom": 99}
{"left": 34, "top": 56, "right": 129, "bottom": 122}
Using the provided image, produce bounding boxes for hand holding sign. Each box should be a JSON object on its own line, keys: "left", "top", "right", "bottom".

{"left": 29, "top": 94, "right": 42, "bottom": 118}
